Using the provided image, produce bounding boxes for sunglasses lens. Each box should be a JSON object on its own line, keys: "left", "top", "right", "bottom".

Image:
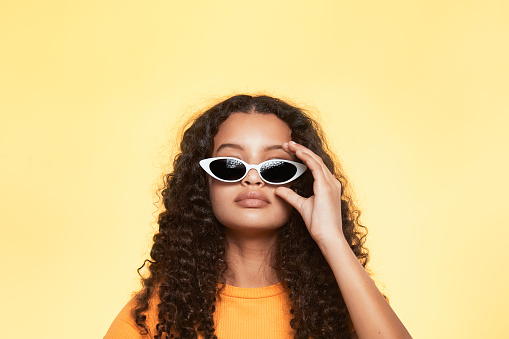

{"left": 261, "top": 161, "right": 298, "bottom": 183}
{"left": 210, "top": 158, "right": 246, "bottom": 181}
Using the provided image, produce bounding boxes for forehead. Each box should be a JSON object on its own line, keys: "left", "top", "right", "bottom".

{"left": 213, "top": 113, "right": 291, "bottom": 152}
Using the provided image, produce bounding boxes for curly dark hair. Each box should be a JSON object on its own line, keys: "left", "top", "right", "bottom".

{"left": 132, "top": 94, "right": 372, "bottom": 339}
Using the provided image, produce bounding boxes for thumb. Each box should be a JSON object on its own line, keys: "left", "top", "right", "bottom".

{"left": 275, "top": 187, "right": 305, "bottom": 212}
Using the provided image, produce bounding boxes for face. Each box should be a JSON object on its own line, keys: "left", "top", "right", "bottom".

{"left": 208, "top": 112, "right": 295, "bottom": 235}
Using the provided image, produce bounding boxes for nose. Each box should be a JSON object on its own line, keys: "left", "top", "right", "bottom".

{"left": 242, "top": 168, "right": 264, "bottom": 186}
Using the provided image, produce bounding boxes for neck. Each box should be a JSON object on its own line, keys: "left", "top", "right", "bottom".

{"left": 223, "top": 228, "right": 280, "bottom": 288}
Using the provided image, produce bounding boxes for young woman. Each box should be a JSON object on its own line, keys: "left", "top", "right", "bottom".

{"left": 104, "top": 95, "right": 412, "bottom": 339}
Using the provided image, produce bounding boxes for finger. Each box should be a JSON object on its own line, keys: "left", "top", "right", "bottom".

{"left": 294, "top": 149, "right": 333, "bottom": 187}
{"left": 289, "top": 145, "right": 337, "bottom": 189}
{"left": 287, "top": 141, "right": 335, "bottom": 183}
{"left": 287, "top": 141, "right": 325, "bottom": 167}
{"left": 284, "top": 141, "right": 338, "bottom": 194}
{"left": 275, "top": 187, "right": 306, "bottom": 212}
{"left": 282, "top": 141, "right": 291, "bottom": 153}
{"left": 334, "top": 178, "right": 343, "bottom": 195}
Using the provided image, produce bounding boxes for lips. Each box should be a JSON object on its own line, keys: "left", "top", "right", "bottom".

{"left": 235, "top": 190, "right": 270, "bottom": 208}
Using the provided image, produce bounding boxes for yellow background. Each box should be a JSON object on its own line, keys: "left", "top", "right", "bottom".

{"left": 1, "top": 1, "right": 508, "bottom": 338}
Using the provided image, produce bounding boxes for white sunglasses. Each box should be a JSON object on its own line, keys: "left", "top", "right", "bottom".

{"left": 199, "top": 157, "right": 307, "bottom": 185}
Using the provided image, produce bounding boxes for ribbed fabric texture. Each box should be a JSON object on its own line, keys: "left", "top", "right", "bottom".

{"left": 104, "top": 282, "right": 295, "bottom": 339}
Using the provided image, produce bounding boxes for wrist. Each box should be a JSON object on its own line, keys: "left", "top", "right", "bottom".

{"left": 316, "top": 232, "right": 350, "bottom": 254}
{"left": 317, "top": 235, "right": 359, "bottom": 273}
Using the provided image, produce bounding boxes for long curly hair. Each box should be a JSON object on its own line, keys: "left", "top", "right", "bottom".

{"left": 133, "top": 94, "right": 372, "bottom": 339}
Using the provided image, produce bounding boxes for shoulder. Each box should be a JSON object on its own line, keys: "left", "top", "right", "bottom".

{"left": 103, "top": 298, "right": 143, "bottom": 339}
{"left": 104, "top": 291, "right": 161, "bottom": 339}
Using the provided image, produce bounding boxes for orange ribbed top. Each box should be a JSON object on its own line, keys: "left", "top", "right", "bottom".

{"left": 104, "top": 282, "right": 295, "bottom": 339}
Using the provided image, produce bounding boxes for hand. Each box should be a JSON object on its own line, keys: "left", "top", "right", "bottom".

{"left": 275, "top": 141, "right": 345, "bottom": 246}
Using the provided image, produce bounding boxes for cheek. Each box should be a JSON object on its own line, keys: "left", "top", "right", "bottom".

{"left": 208, "top": 181, "right": 230, "bottom": 218}
{"left": 209, "top": 192, "right": 223, "bottom": 216}
{"left": 278, "top": 184, "right": 294, "bottom": 214}
{"left": 275, "top": 196, "right": 294, "bottom": 222}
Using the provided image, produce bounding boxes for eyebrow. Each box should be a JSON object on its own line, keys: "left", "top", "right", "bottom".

{"left": 216, "top": 143, "right": 284, "bottom": 153}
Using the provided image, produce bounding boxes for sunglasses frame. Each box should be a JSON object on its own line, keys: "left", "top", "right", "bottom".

{"left": 199, "top": 157, "right": 307, "bottom": 185}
